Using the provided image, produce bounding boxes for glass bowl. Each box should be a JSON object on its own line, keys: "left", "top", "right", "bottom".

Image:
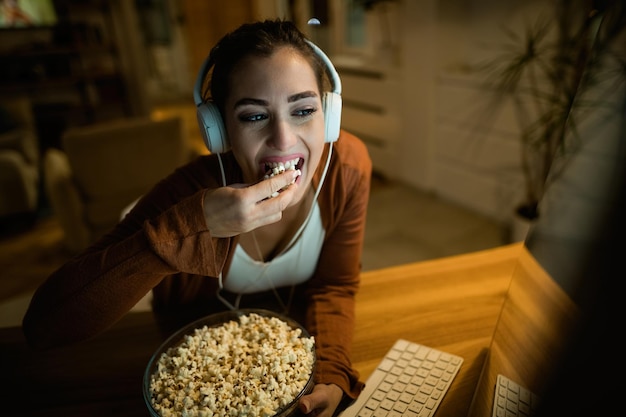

{"left": 143, "top": 308, "right": 316, "bottom": 417}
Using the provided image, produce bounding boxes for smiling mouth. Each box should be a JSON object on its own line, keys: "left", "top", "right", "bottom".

{"left": 263, "top": 158, "right": 303, "bottom": 179}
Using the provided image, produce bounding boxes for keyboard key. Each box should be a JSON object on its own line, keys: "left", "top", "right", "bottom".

{"left": 393, "top": 401, "right": 408, "bottom": 413}
{"left": 387, "top": 350, "right": 402, "bottom": 361}
{"left": 365, "top": 399, "right": 379, "bottom": 411}
{"left": 379, "top": 381, "right": 392, "bottom": 393}
{"left": 379, "top": 358, "right": 395, "bottom": 371}
{"left": 408, "top": 401, "right": 423, "bottom": 413}
{"left": 421, "top": 397, "right": 433, "bottom": 409}
{"left": 398, "top": 374, "right": 412, "bottom": 384}
{"left": 390, "top": 365, "right": 403, "bottom": 376}
{"left": 395, "top": 340, "right": 409, "bottom": 350}
{"left": 387, "top": 390, "right": 400, "bottom": 401}
{"left": 380, "top": 399, "right": 394, "bottom": 411}
{"left": 405, "top": 384, "right": 419, "bottom": 395}
{"left": 392, "top": 381, "right": 406, "bottom": 393}
{"left": 399, "top": 392, "right": 414, "bottom": 404}
{"left": 372, "top": 390, "right": 386, "bottom": 401}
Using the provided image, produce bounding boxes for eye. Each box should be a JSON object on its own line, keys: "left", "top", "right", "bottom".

{"left": 293, "top": 107, "right": 317, "bottom": 118}
{"left": 239, "top": 113, "right": 268, "bottom": 123}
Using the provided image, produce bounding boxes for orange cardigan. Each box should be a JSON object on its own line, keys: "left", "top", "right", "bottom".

{"left": 23, "top": 130, "right": 371, "bottom": 399}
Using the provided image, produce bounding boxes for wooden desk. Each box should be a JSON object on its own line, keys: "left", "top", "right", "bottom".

{"left": 0, "top": 243, "right": 523, "bottom": 417}
{"left": 352, "top": 243, "right": 521, "bottom": 417}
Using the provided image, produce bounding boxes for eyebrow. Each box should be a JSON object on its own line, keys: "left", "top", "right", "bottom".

{"left": 233, "top": 91, "right": 319, "bottom": 108}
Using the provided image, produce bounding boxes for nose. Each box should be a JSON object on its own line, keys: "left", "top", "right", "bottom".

{"left": 268, "top": 118, "right": 297, "bottom": 150}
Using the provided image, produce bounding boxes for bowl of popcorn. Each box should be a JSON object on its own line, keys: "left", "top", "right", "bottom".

{"left": 143, "top": 309, "right": 316, "bottom": 417}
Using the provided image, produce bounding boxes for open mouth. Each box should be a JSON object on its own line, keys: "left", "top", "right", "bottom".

{"left": 262, "top": 157, "right": 303, "bottom": 198}
{"left": 263, "top": 158, "right": 303, "bottom": 180}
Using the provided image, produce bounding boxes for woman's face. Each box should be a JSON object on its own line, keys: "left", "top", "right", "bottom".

{"left": 223, "top": 46, "right": 325, "bottom": 206}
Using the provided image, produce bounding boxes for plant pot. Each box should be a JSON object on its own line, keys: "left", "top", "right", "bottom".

{"left": 510, "top": 210, "right": 537, "bottom": 243}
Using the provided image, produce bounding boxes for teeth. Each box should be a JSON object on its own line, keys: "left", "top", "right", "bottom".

{"left": 264, "top": 158, "right": 299, "bottom": 179}
{"left": 262, "top": 159, "right": 302, "bottom": 200}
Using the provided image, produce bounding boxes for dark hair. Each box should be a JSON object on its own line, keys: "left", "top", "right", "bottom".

{"left": 202, "top": 19, "right": 326, "bottom": 115}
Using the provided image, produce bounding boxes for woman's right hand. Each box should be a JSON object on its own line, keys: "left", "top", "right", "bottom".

{"left": 203, "top": 169, "right": 300, "bottom": 237}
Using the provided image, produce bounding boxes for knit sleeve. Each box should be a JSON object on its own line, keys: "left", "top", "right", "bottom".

{"left": 22, "top": 159, "right": 231, "bottom": 350}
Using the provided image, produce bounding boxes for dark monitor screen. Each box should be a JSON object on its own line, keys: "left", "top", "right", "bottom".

{"left": 528, "top": 96, "right": 626, "bottom": 416}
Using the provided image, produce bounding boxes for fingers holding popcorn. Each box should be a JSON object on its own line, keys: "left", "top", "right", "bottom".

{"left": 259, "top": 167, "right": 301, "bottom": 201}
{"left": 202, "top": 169, "right": 301, "bottom": 237}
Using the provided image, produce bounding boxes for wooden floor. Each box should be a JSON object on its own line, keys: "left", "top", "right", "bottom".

{"left": 0, "top": 214, "right": 71, "bottom": 302}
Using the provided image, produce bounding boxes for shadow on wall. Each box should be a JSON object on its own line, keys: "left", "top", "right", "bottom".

{"left": 526, "top": 85, "right": 626, "bottom": 305}
{"left": 532, "top": 91, "right": 626, "bottom": 417}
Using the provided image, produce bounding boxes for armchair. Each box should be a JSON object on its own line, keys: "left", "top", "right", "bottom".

{"left": 43, "top": 116, "right": 195, "bottom": 253}
{"left": 0, "top": 97, "right": 40, "bottom": 221}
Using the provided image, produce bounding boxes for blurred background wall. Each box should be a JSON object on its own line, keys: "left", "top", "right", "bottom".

{"left": 1, "top": 0, "right": 623, "bottom": 252}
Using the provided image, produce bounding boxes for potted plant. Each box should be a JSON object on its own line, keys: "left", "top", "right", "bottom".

{"left": 476, "top": 0, "right": 625, "bottom": 238}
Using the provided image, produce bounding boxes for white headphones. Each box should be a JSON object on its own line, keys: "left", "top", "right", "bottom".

{"left": 193, "top": 40, "right": 342, "bottom": 154}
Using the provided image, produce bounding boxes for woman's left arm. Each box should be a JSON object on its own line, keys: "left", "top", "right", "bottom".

{"left": 305, "top": 132, "right": 372, "bottom": 401}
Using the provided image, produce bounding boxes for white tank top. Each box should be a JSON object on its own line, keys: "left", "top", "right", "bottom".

{"left": 224, "top": 202, "right": 325, "bottom": 294}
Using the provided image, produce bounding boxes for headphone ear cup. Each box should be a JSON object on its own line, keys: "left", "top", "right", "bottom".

{"left": 196, "top": 102, "right": 229, "bottom": 153}
{"left": 323, "top": 92, "right": 342, "bottom": 143}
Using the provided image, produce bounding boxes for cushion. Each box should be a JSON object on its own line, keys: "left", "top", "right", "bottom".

{"left": 62, "top": 117, "right": 186, "bottom": 200}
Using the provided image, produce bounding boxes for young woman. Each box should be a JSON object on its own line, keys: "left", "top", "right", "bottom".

{"left": 23, "top": 19, "right": 371, "bottom": 416}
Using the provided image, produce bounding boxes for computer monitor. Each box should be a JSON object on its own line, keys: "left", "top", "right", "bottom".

{"left": 529, "top": 95, "right": 626, "bottom": 417}
{"left": 468, "top": 90, "right": 626, "bottom": 416}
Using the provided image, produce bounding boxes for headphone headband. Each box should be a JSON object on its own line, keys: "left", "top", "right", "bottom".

{"left": 193, "top": 52, "right": 212, "bottom": 106}
{"left": 305, "top": 40, "right": 342, "bottom": 95}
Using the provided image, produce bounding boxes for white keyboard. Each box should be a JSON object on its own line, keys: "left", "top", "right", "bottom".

{"left": 492, "top": 374, "right": 540, "bottom": 417}
{"left": 340, "top": 339, "right": 463, "bottom": 417}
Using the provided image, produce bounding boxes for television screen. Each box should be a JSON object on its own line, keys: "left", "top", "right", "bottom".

{"left": 0, "top": 0, "right": 57, "bottom": 28}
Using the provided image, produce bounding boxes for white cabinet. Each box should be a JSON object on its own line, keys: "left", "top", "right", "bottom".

{"left": 335, "top": 62, "right": 403, "bottom": 180}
